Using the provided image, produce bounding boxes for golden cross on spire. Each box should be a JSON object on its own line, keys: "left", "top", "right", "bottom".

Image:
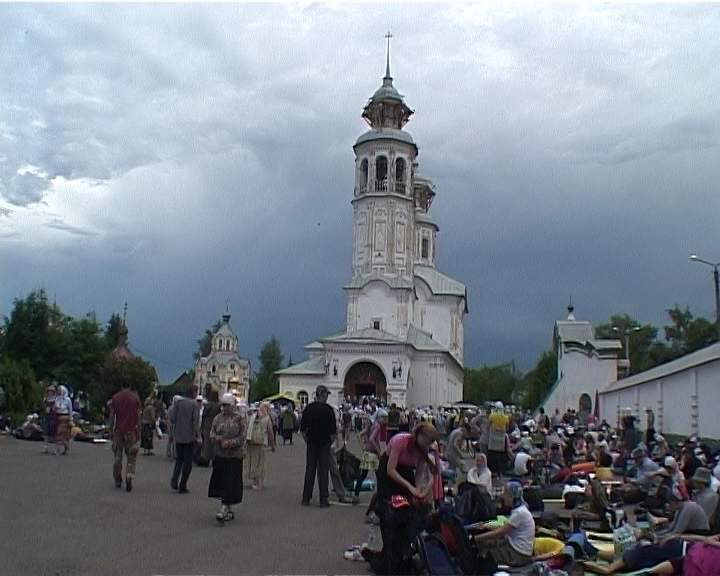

{"left": 385, "top": 31, "right": 392, "bottom": 78}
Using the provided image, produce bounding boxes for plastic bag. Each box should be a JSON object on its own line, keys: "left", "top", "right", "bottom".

{"left": 613, "top": 523, "right": 636, "bottom": 556}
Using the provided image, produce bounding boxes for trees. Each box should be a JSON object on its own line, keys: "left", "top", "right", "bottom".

{"left": 595, "top": 314, "right": 660, "bottom": 374}
{"left": 463, "top": 363, "right": 522, "bottom": 406}
{"left": 96, "top": 356, "right": 156, "bottom": 408}
{"left": 522, "top": 350, "right": 558, "bottom": 409}
{"left": 664, "top": 305, "right": 718, "bottom": 356}
{"left": 194, "top": 320, "right": 222, "bottom": 360}
{"left": 3, "top": 289, "right": 66, "bottom": 382}
{"left": 0, "top": 358, "right": 40, "bottom": 418}
{"left": 1, "top": 290, "right": 158, "bottom": 419}
{"left": 251, "top": 336, "right": 284, "bottom": 401}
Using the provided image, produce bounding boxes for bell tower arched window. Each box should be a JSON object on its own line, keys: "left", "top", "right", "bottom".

{"left": 225, "top": 340, "right": 230, "bottom": 351}
{"left": 375, "top": 156, "right": 388, "bottom": 191}
{"left": 395, "top": 158, "right": 406, "bottom": 194}
{"left": 360, "top": 159, "right": 368, "bottom": 194}
{"left": 217, "top": 338, "right": 223, "bottom": 350}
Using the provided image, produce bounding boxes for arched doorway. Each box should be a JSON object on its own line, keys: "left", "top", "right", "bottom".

{"left": 344, "top": 362, "right": 387, "bottom": 401}
{"left": 579, "top": 393, "right": 592, "bottom": 415}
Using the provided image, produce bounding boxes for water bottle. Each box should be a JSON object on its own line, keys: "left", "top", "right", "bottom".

{"left": 367, "top": 524, "right": 381, "bottom": 551}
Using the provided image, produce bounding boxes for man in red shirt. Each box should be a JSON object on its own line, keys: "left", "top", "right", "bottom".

{"left": 110, "top": 383, "right": 142, "bottom": 492}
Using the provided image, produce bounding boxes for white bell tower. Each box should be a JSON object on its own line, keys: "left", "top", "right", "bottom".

{"left": 351, "top": 33, "right": 417, "bottom": 284}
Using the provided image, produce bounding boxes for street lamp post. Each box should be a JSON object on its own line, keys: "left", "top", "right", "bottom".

{"left": 613, "top": 325, "right": 641, "bottom": 375}
{"left": 689, "top": 254, "right": 720, "bottom": 332}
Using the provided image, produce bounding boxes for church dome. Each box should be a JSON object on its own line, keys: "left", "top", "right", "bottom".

{"left": 354, "top": 127, "right": 416, "bottom": 148}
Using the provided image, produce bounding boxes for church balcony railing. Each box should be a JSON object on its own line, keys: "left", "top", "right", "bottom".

{"left": 375, "top": 179, "right": 388, "bottom": 192}
{"left": 358, "top": 184, "right": 367, "bottom": 195}
{"left": 394, "top": 181, "right": 406, "bottom": 195}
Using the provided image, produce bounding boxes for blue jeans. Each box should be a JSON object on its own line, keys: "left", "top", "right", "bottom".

{"left": 172, "top": 442, "right": 195, "bottom": 490}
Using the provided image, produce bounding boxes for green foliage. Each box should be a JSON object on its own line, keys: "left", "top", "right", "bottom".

{"left": 0, "top": 357, "right": 40, "bottom": 414}
{"left": 251, "top": 336, "right": 284, "bottom": 401}
{"left": 595, "top": 308, "right": 718, "bottom": 376}
{"left": 104, "top": 313, "right": 126, "bottom": 349}
{"left": 664, "top": 305, "right": 718, "bottom": 355}
{"left": 3, "top": 289, "right": 67, "bottom": 382}
{"left": 463, "top": 362, "right": 522, "bottom": 407}
{"left": 522, "top": 350, "right": 558, "bottom": 409}
{"left": 1, "top": 289, "right": 158, "bottom": 420}
{"left": 194, "top": 320, "right": 222, "bottom": 360}
{"left": 97, "top": 356, "right": 156, "bottom": 407}
{"left": 595, "top": 314, "right": 660, "bottom": 374}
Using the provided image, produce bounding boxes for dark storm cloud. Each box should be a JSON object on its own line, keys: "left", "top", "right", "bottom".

{"left": 1, "top": 4, "right": 719, "bottom": 379}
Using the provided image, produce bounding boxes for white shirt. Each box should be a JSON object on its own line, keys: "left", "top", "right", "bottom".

{"left": 514, "top": 452, "right": 531, "bottom": 476}
{"left": 507, "top": 504, "right": 535, "bottom": 557}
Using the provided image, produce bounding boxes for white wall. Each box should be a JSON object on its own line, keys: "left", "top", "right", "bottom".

{"left": 412, "top": 282, "right": 462, "bottom": 353}
{"left": 407, "top": 354, "right": 462, "bottom": 408}
{"left": 353, "top": 281, "right": 407, "bottom": 336}
{"left": 543, "top": 348, "right": 617, "bottom": 416}
{"left": 599, "top": 359, "right": 720, "bottom": 438}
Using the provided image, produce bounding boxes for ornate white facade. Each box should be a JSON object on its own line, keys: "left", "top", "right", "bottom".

{"left": 194, "top": 313, "right": 251, "bottom": 401}
{"left": 278, "top": 49, "right": 468, "bottom": 408}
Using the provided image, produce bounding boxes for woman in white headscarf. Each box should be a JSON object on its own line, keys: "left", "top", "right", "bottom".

{"left": 246, "top": 402, "right": 276, "bottom": 490}
{"left": 54, "top": 385, "right": 73, "bottom": 455}
{"left": 209, "top": 394, "right": 247, "bottom": 522}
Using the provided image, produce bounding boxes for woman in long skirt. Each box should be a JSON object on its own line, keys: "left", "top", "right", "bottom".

{"left": 54, "top": 385, "right": 74, "bottom": 455}
{"left": 208, "top": 394, "right": 247, "bottom": 523}
{"left": 247, "top": 402, "right": 276, "bottom": 490}
{"left": 140, "top": 397, "right": 156, "bottom": 455}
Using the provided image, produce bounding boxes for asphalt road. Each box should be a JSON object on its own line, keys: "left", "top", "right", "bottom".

{"left": 1, "top": 434, "right": 372, "bottom": 576}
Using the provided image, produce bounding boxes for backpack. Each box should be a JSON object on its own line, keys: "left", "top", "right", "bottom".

{"left": 416, "top": 533, "right": 459, "bottom": 576}
{"left": 454, "top": 482, "right": 497, "bottom": 524}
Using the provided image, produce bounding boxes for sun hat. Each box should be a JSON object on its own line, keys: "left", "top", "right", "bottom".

{"left": 692, "top": 467, "right": 712, "bottom": 486}
{"left": 495, "top": 401, "right": 504, "bottom": 410}
{"left": 664, "top": 456, "right": 678, "bottom": 469}
{"left": 220, "top": 393, "right": 236, "bottom": 406}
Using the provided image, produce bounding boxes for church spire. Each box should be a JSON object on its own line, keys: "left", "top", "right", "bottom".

{"left": 385, "top": 31, "right": 392, "bottom": 79}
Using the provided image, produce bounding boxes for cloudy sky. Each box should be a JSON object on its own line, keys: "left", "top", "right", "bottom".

{"left": 2, "top": 3, "right": 719, "bottom": 380}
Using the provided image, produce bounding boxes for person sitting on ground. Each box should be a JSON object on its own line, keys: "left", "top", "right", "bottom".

{"left": 630, "top": 446, "right": 661, "bottom": 489}
{"left": 512, "top": 446, "right": 532, "bottom": 477}
{"left": 467, "top": 453, "right": 493, "bottom": 494}
{"left": 639, "top": 533, "right": 720, "bottom": 575}
{"left": 583, "top": 484, "right": 711, "bottom": 575}
{"left": 691, "top": 467, "right": 719, "bottom": 521}
{"left": 445, "top": 422, "right": 475, "bottom": 487}
{"left": 472, "top": 481, "right": 535, "bottom": 568}
{"left": 649, "top": 484, "right": 711, "bottom": 537}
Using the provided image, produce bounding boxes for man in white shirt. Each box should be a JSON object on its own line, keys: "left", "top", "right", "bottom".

{"left": 513, "top": 448, "right": 532, "bottom": 477}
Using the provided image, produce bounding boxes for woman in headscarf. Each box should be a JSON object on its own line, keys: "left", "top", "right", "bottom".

{"left": 353, "top": 408, "right": 388, "bottom": 504}
{"left": 208, "top": 394, "right": 246, "bottom": 523}
{"left": 54, "top": 385, "right": 73, "bottom": 455}
{"left": 467, "top": 452, "right": 493, "bottom": 494}
{"left": 473, "top": 481, "right": 535, "bottom": 568}
{"left": 166, "top": 395, "right": 182, "bottom": 459}
{"left": 280, "top": 404, "right": 296, "bottom": 445}
{"left": 198, "top": 389, "right": 220, "bottom": 466}
{"left": 246, "top": 401, "right": 276, "bottom": 490}
{"left": 141, "top": 396, "right": 156, "bottom": 455}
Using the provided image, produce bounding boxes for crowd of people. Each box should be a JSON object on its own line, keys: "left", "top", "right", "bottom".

{"left": 10, "top": 380, "right": 720, "bottom": 574}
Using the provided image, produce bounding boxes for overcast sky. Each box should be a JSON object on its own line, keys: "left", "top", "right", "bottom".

{"left": 2, "top": 3, "right": 719, "bottom": 381}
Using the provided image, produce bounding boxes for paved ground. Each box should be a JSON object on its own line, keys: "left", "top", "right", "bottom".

{"left": 0, "top": 434, "right": 372, "bottom": 576}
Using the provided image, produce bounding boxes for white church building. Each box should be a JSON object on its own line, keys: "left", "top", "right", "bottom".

{"left": 541, "top": 306, "right": 623, "bottom": 417}
{"left": 277, "top": 47, "right": 467, "bottom": 409}
{"left": 194, "top": 312, "right": 251, "bottom": 401}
